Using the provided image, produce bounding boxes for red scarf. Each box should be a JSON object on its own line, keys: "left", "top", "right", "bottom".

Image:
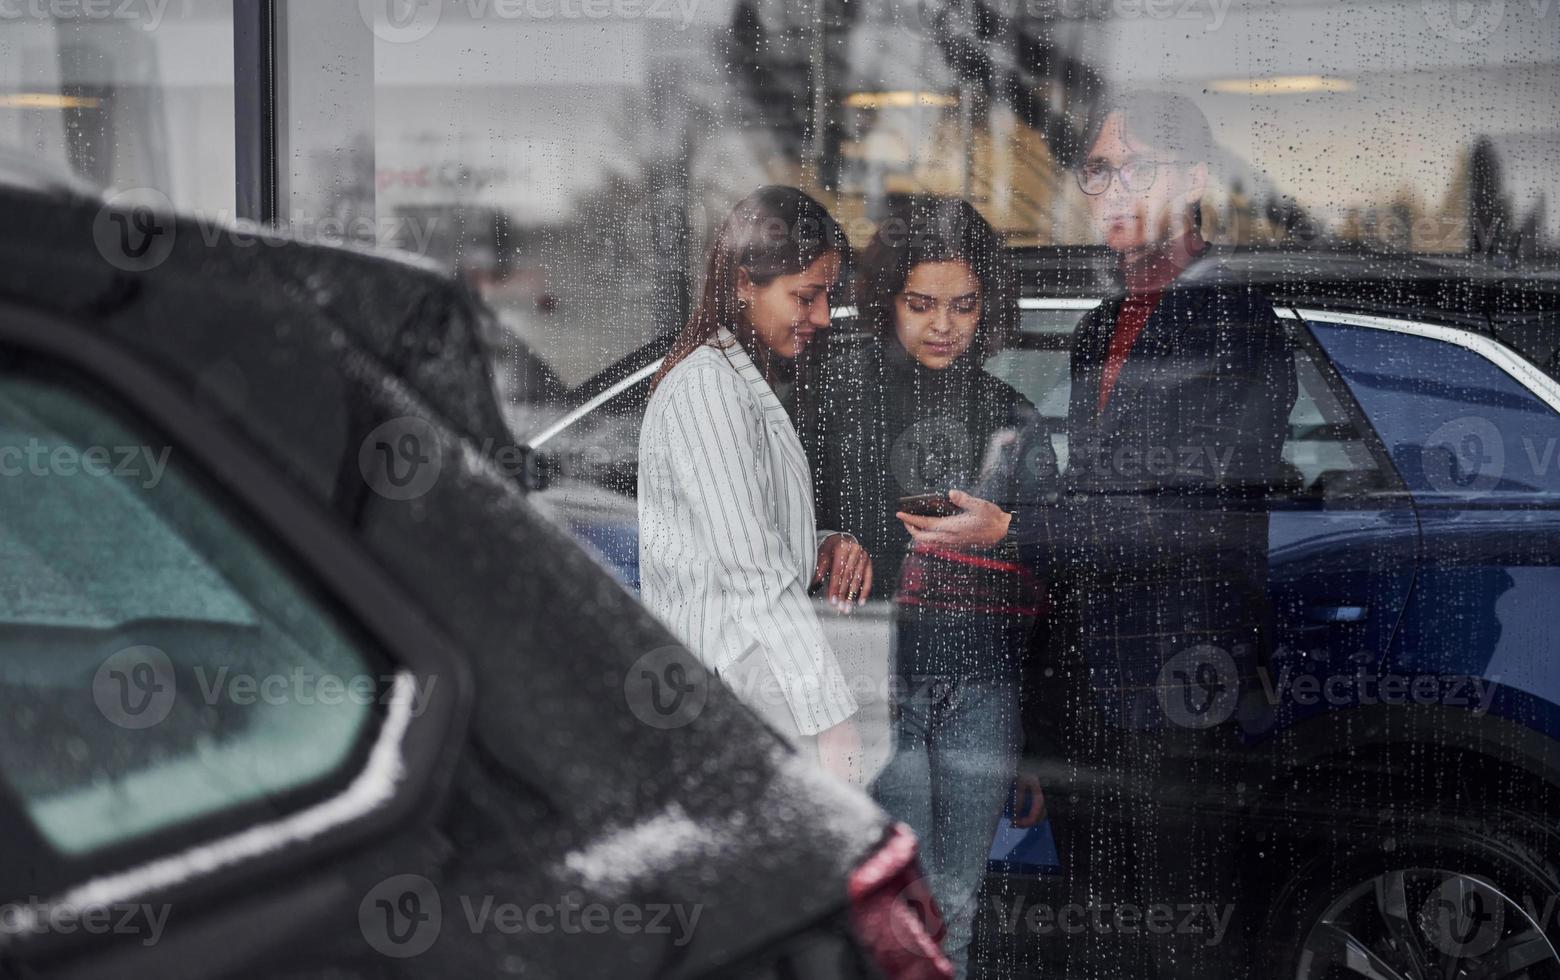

{"left": 1097, "top": 230, "right": 1205, "bottom": 412}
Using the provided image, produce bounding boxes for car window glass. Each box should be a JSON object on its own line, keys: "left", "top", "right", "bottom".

{"left": 1277, "top": 333, "right": 1394, "bottom": 501}
{"left": 1309, "top": 320, "right": 1560, "bottom": 497}
{"left": 983, "top": 348, "right": 1071, "bottom": 470}
{"left": 0, "top": 373, "right": 377, "bottom": 856}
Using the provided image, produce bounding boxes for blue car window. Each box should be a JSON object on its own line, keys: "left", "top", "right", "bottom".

{"left": 0, "top": 373, "right": 377, "bottom": 856}
{"left": 1279, "top": 338, "right": 1394, "bottom": 500}
{"left": 1309, "top": 321, "right": 1560, "bottom": 498}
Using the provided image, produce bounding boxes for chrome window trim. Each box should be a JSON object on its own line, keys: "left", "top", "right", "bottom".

{"left": 1020, "top": 298, "right": 1103, "bottom": 311}
{"left": 528, "top": 360, "right": 660, "bottom": 450}
{"left": 528, "top": 305, "right": 857, "bottom": 450}
{"left": 527, "top": 303, "right": 1560, "bottom": 451}
{"left": 1295, "top": 307, "right": 1560, "bottom": 416}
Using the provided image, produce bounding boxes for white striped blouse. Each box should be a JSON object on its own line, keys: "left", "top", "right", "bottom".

{"left": 638, "top": 329, "right": 860, "bottom": 736}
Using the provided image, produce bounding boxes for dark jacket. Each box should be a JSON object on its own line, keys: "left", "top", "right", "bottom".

{"left": 799, "top": 332, "right": 1057, "bottom": 605}
{"left": 1019, "top": 257, "right": 1298, "bottom": 726}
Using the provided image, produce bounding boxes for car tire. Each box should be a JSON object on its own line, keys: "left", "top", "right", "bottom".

{"left": 1260, "top": 822, "right": 1560, "bottom": 980}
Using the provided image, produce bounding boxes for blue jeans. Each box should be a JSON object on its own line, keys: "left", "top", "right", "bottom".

{"left": 871, "top": 609, "right": 1030, "bottom": 979}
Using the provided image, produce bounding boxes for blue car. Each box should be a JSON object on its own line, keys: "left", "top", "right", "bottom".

{"left": 520, "top": 250, "right": 1560, "bottom": 979}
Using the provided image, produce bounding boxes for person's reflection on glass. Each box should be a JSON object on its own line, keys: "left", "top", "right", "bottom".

{"left": 1014, "top": 92, "right": 1297, "bottom": 977}
{"left": 806, "top": 198, "right": 1057, "bottom": 979}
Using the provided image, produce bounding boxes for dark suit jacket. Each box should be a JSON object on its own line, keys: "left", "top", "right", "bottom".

{"left": 1019, "top": 258, "right": 1298, "bottom": 727}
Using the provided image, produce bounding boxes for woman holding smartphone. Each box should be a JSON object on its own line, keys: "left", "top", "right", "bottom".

{"left": 639, "top": 186, "right": 872, "bottom": 773}
{"left": 802, "top": 198, "right": 1054, "bottom": 977}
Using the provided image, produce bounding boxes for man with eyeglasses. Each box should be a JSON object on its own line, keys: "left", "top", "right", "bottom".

{"left": 1013, "top": 91, "right": 1297, "bottom": 979}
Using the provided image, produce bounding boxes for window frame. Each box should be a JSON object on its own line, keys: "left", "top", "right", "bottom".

{"left": 0, "top": 299, "right": 470, "bottom": 954}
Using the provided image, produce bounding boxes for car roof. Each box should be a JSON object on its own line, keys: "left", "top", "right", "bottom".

{"left": 1013, "top": 243, "right": 1560, "bottom": 322}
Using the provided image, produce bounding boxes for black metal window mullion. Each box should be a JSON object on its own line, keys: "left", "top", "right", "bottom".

{"left": 233, "top": 0, "right": 277, "bottom": 225}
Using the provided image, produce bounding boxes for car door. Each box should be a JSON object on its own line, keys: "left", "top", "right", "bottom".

{"left": 1255, "top": 310, "right": 1422, "bottom": 731}
{"left": 0, "top": 301, "right": 469, "bottom": 978}
{"left": 1303, "top": 310, "right": 1560, "bottom": 727}
{"left": 987, "top": 302, "right": 1425, "bottom": 733}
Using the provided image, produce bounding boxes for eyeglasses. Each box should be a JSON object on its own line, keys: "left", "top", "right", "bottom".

{"left": 1076, "top": 159, "right": 1175, "bottom": 196}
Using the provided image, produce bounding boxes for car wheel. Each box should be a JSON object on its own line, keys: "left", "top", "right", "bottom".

{"left": 1263, "top": 833, "right": 1560, "bottom": 979}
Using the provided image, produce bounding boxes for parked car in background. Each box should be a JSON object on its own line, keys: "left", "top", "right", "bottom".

{"left": 0, "top": 182, "right": 944, "bottom": 980}
{"left": 518, "top": 246, "right": 1560, "bottom": 979}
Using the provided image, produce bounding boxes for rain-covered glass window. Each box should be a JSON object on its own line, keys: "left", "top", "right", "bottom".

{"left": 356, "top": 2, "right": 1560, "bottom": 978}
{"left": 0, "top": 1, "right": 235, "bottom": 210}
{"left": 6, "top": 1, "right": 1556, "bottom": 976}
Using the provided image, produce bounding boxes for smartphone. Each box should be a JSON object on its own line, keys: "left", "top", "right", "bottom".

{"left": 898, "top": 492, "right": 959, "bottom": 517}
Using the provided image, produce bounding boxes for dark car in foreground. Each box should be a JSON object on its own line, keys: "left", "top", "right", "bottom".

{"left": 0, "top": 183, "right": 945, "bottom": 979}
{"left": 517, "top": 247, "right": 1560, "bottom": 978}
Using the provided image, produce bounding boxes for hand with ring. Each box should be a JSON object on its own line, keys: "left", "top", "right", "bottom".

{"left": 813, "top": 533, "right": 873, "bottom": 615}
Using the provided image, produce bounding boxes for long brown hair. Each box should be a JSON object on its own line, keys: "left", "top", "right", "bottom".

{"left": 652, "top": 185, "right": 849, "bottom": 391}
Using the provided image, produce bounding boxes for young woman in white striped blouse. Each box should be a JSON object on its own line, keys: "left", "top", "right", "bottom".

{"left": 638, "top": 186, "right": 872, "bottom": 773}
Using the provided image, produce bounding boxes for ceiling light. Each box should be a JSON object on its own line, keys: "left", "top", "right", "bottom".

{"left": 1209, "top": 76, "right": 1355, "bottom": 95}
